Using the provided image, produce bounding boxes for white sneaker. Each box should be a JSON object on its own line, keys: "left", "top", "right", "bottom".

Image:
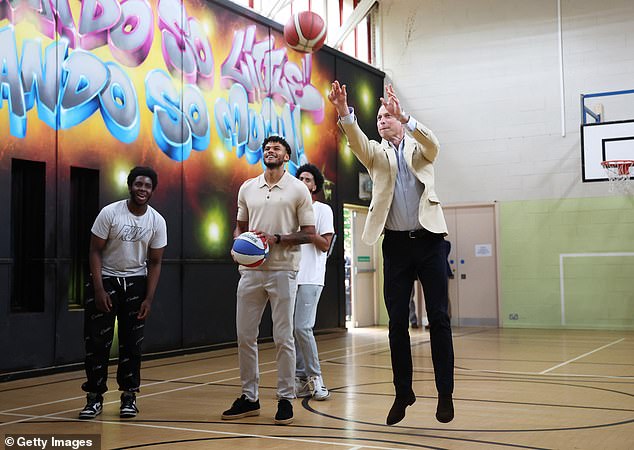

{"left": 295, "top": 377, "right": 312, "bottom": 398}
{"left": 310, "top": 375, "right": 330, "bottom": 401}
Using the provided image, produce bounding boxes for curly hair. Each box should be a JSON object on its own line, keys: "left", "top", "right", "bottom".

{"left": 296, "top": 163, "right": 324, "bottom": 194}
{"left": 127, "top": 166, "right": 158, "bottom": 191}
{"left": 262, "top": 135, "right": 292, "bottom": 156}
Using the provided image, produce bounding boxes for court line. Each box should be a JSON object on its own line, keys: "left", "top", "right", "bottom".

{"left": 1, "top": 413, "right": 412, "bottom": 450}
{"left": 539, "top": 338, "right": 625, "bottom": 374}
{"left": 0, "top": 334, "right": 412, "bottom": 423}
{"left": 0, "top": 337, "right": 394, "bottom": 415}
{"left": 559, "top": 252, "right": 634, "bottom": 325}
{"left": 343, "top": 362, "right": 634, "bottom": 380}
{"left": 0, "top": 343, "right": 431, "bottom": 450}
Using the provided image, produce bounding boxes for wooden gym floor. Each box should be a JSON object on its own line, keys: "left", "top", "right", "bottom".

{"left": 1, "top": 327, "right": 633, "bottom": 449}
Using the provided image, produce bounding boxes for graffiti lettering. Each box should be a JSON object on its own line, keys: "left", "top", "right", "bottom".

{"left": 1, "top": 0, "right": 156, "bottom": 68}
{"left": 145, "top": 69, "right": 209, "bottom": 162}
{"left": 214, "top": 83, "right": 306, "bottom": 173}
{"left": 108, "top": 0, "right": 154, "bottom": 67}
{"left": 221, "top": 25, "right": 324, "bottom": 123}
{"left": 99, "top": 62, "right": 140, "bottom": 143}
{"left": 0, "top": 25, "right": 26, "bottom": 137}
{"left": 157, "top": 0, "right": 213, "bottom": 90}
{"left": 1, "top": 25, "right": 139, "bottom": 142}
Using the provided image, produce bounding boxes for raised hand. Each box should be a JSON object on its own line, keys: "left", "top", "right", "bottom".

{"left": 328, "top": 80, "right": 350, "bottom": 117}
{"left": 380, "top": 84, "right": 407, "bottom": 122}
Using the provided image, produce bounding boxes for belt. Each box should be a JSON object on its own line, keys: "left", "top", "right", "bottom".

{"left": 384, "top": 228, "right": 430, "bottom": 239}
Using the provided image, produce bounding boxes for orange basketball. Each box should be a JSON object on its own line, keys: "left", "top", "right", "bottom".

{"left": 283, "top": 11, "right": 327, "bottom": 54}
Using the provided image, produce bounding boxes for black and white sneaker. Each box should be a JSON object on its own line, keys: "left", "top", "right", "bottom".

{"left": 78, "top": 393, "right": 103, "bottom": 420}
{"left": 120, "top": 392, "right": 139, "bottom": 418}
{"left": 295, "top": 377, "right": 312, "bottom": 398}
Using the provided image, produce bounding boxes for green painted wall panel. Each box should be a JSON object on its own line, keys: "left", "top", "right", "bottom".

{"left": 500, "top": 196, "right": 634, "bottom": 330}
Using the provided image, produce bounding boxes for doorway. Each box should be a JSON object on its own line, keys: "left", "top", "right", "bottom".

{"left": 343, "top": 205, "right": 378, "bottom": 328}
{"left": 444, "top": 203, "right": 499, "bottom": 327}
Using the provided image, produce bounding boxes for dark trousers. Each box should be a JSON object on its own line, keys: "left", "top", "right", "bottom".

{"left": 382, "top": 229, "right": 454, "bottom": 398}
{"left": 82, "top": 276, "right": 147, "bottom": 394}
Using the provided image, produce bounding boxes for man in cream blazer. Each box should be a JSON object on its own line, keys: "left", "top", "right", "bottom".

{"left": 329, "top": 81, "right": 454, "bottom": 426}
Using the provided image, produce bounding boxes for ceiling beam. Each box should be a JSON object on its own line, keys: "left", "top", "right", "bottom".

{"left": 328, "top": 0, "right": 378, "bottom": 48}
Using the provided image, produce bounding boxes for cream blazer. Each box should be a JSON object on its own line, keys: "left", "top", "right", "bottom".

{"left": 340, "top": 117, "right": 448, "bottom": 245}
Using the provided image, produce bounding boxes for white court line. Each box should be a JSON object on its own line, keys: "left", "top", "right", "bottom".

{"left": 349, "top": 364, "right": 634, "bottom": 380}
{"left": 0, "top": 336, "right": 427, "bottom": 449}
{"left": 559, "top": 252, "right": 634, "bottom": 325}
{"left": 539, "top": 338, "right": 625, "bottom": 374}
{"left": 2, "top": 413, "right": 403, "bottom": 450}
{"left": 0, "top": 335, "right": 412, "bottom": 424}
{"left": 0, "top": 338, "right": 392, "bottom": 415}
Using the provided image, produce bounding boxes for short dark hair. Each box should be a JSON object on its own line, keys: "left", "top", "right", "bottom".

{"left": 262, "top": 135, "right": 291, "bottom": 156}
{"left": 296, "top": 163, "right": 325, "bottom": 194}
{"left": 127, "top": 166, "right": 158, "bottom": 190}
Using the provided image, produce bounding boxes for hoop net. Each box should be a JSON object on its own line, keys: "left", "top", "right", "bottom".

{"left": 601, "top": 160, "right": 634, "bottom": 194}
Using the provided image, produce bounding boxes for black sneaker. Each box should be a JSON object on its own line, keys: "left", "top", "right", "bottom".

{"left": 120, "top": 392, "right": 139, "bottom": 418}
{"left": 221, "top": 394, "right": 260, "bottom": 420}
{"left": 274, "top": 399, "right": 293, "bottom": 425}
{"left": 78, "top": 393, "right": 103, "bottom": 420}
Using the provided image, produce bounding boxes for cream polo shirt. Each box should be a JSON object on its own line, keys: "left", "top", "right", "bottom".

{"left": 237, "top": 171, "right": 315, "bottom": 271}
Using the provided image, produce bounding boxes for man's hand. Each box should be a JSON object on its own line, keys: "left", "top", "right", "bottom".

{"left": 328, "top": 80, "right": 350, "bottom": 117}
{"left": 251, "top": 229, "right": 277, "bottom": 246}
{"left": 137, "top": 299, "right": 152, "bottom": 320}
{"left": 95, "top": 288, "right": 112, "bottom": 313}
{"left": 380, "top": 84, "right": 409, "bottom": 123}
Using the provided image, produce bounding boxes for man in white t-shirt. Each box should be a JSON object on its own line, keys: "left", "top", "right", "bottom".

{"left": 222, "top": 136, "right": 315, "bottom": 425}
{"left": 293, "top": 164, "right": 335, "bottom": 401}
{"left": 78, "top": 166, "right": 167, "bottom": 421}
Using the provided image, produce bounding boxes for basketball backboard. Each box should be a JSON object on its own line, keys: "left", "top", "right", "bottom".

{"left": 581, "top": 89, "right": 634, "bottom": 184}
{"left": 581, "top": 120, "right": 634, "bottom": 182}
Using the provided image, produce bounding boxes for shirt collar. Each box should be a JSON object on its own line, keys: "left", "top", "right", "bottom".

{"left": 383, "top": 135, "right": 406, "bottom": 152}
{"left": 257, "top": 171, "right": 290, "bottom": 189}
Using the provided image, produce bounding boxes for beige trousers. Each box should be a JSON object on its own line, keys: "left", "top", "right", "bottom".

{"left": 236, "top": 269, "right": 298, "bottom": 401}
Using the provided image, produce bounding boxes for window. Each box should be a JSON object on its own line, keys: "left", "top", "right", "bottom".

{"left": 69, "top": 167, "right": 100, "bottom": 308}
{"left": 231, "top": 0, "right": 378, "bottom": 66}
{"left": 11, "top": 159, "right": 46, "bottom": 313}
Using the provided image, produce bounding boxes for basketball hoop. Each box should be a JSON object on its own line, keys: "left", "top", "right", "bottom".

{"left": 601, "top": 160, "right": 634, "bottom": 194}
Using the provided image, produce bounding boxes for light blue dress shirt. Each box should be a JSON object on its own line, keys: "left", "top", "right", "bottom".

{"left": 340, "top": 112, "right": 424, "bottom": 231}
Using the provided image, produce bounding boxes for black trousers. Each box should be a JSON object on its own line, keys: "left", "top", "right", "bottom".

{"left": 382, "top": 229, "right": 454, "bottom": 398}
{"left": 82, "top": 275, "right": 147, "bottom": 394}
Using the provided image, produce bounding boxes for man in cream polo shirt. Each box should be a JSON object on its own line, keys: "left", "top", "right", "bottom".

{"left": 222, "top": 135, "right": 315, "bottom": 425}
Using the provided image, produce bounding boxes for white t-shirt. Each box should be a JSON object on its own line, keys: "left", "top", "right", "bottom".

{"left": 297, "top": 201, "right": 335, "bottom": 285}
{"left": 91, "top": 200, "right": 168, "bottom": 277}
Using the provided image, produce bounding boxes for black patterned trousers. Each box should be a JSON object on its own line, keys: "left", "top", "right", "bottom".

{"left": 82, "top": 275, "right": 147, "bottom": 394}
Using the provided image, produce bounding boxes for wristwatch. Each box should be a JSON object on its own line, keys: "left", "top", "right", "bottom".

{"left": 274, "top": 234, "right": 281, "bottom": 244}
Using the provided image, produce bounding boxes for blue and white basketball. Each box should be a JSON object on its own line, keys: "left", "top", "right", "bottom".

{"left": 231, "top": 231, "right": 269, "bottom": 267}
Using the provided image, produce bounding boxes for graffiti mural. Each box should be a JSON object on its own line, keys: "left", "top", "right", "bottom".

{"left": 0, "top": 0, "right": 340, "bottom": 257}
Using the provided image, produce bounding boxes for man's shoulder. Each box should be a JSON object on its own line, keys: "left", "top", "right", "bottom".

{"left": 284, "top": 172, "right": 312, "bottom": 192}
{"left": 147, "top": 204, "right": 166, "bottom": 222}
{"left": 240, "top": 174, "right": 263, "bottom": 190}
{"left": 100, "top": 199, "right": 126, "bottom": 215}
{"left": 314, "top": 201, "right": 333, "bottom": 214}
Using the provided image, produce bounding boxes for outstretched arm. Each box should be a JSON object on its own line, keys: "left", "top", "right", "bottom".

{"left": 328, "top": 80, "right": 376, "bottom": 168}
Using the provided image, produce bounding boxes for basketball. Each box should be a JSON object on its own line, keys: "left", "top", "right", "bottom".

{"left": 283, "top": 11, "right": 327, "bottom": 54}
{"left": 231, "top": 231, "right": 269, "bottom": 267}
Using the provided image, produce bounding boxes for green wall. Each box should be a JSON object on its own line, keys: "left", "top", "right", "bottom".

{"left": 500, "top": 196, "right": 634, "bottom": 329}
